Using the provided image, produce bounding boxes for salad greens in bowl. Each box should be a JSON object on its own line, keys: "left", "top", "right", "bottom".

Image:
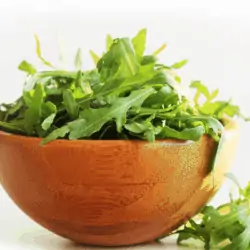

{"left": 0, "top": 29, "right": 247, "bottom": 247}
{"left": 0, "top": 29, "right": 247, "bottom": 144}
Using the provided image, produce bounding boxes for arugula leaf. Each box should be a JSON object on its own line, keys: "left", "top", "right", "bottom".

{"left": 141, "top": 55, "right": 157, "bottom": 65}
{"left": 142, "top": 85, "right": 176, "bottom": 108}
{"left": 124, "top": 121, "right": 149, "bottom": 134}
{"left": 1, "top": 98, "right": 24, "bottom": 122}
{"left": 42, "top": 101, "right": 57, "bottom": 118}
{"left": 132, "top": 28, "right": 147, "bottom": 62}
{"left": 74, "top": 48, "right": 82, "bottom": 70}
{"left": 18, "top": 60, "right": 36, "bottom": 75}
{"left": 89, "top": 50, "right": 100, "bottom": 65}
{"left": 67, "top": 88, "right": 155, "bottom": 139}
{"left": 124, "top": 120, "right": 161, "bottom": 142}
{"left": 34, "top": 35, "right": 54, "bottom": 68}
{"left": 24, "top": 83, "right": 44, "bottom": 134}
{"left": 106, "top": 34, "right": 113, "bottom": 51}
{"left": 41, "top": 125, "right": 69, "bottom": 145}
{"left": 63, "top": 89, "right": 79, "bottom": 119}
{"left": 190, "top": 81, "right": 211, "bottom": 102}
{"left": 159, "top": 125, "right": 205, "bottom": 141}
{"left": 97, "top": 38, "right": 139, "bottom": 81}
{"left": 173, "top": 176, "right": 250, "bottom": 250}
{"left": 210, "top": 89, "right": 219, "bottom": 100}
{"left": 144, "top": 129, "right": 155, "bottom": 142}
{"left": 153, "top": 43, "right": 167, "bottom": 55}
{"left": 115, "top": 38, "right": 140, "bottom": 76}
{"left": 41, "top": 113, "right": 56, "bottom": 131}
{"left": 243, "top": 183, "right": 250, "bottom": 199}
{"left": 223, "top": 218, "right": 250, "bottom": 250}
{"left": 171, "top": 59, "right": 188, "bottom": 69}
{"left": 190, "top": 80, "right": 243, "bottom": 121}
{"left": 0, "top": 121, "right": 26, "bottom": 134}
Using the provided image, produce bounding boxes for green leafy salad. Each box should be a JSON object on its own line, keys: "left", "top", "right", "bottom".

{"left": 172, "top": 175, "right": 250, "bottom": 250}
{"left": 1, "top": 29, "right": 250, "bottom": 249}
{"left": 0, "top": 29, "right": 247, "bottom": 144}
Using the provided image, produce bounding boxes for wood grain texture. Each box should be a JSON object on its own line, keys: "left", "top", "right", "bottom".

{"left": 0, "top": 122, "right": 239, "bottom": 247}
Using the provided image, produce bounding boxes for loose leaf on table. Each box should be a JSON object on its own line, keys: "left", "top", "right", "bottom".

{"left": 174, "top": 176, "right": 250, "bottom": 250}
{"left": 223, "top": 218, "right": 250, "bottom": 250}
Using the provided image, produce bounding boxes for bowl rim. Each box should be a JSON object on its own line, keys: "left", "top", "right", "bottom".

{"left": 0, "top": 118, "right": 239, "bottom": 147}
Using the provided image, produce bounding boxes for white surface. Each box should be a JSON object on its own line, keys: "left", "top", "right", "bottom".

{"left": 1, "top": 1, "right": 250, "bottom": 249}
{"left": 0, "top": 188, "right": 185, "bottom": 249}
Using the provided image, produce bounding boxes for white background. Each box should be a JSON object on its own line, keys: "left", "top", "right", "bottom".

{"left": 0, "top": 1, "right": 250, "bottom": 249}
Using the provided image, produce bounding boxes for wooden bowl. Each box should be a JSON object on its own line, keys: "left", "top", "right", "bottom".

{"left": 0, "top": 121, "right": 239, "bottom": 246}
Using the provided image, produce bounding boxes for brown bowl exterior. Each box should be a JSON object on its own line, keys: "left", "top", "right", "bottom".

{"left": 0, "top": 122, "right": 239, "bottom": 247}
